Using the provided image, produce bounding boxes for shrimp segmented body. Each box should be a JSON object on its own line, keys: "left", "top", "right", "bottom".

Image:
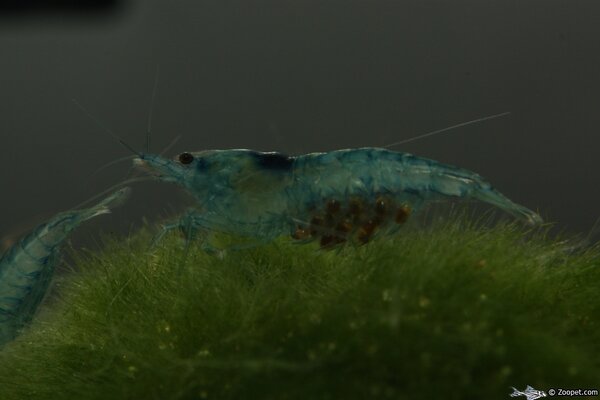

{"left": 0, "top": 188, "right": 131, "bottom": 346}
{"left": 135, "top": 148, "right": 542, "bottom": 249}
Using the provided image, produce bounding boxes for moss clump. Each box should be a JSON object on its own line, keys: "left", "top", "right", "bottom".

{"left": 0, "top": 217, "right": 598, "bottom": 400}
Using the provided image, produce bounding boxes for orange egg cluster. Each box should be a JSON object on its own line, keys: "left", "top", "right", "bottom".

{"left": 292, "top": 196, "right": 412, "bottom": 248}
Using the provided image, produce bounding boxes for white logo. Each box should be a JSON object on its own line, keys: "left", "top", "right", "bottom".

{"left": 510, "top": 385, "right": 547, "bottom": 400}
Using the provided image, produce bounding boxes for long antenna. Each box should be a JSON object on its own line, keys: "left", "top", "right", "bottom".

{"left": 147, "top": 65, "right": 160, "bottom": 153}
{"left": 72, "top": 98, "right": 141, "bottom": 157}
{"left": 383, "top": 111, "right": 511, "bottom": 149}
{"left": 159, "top": 135, "right": 182, "bottom": 157}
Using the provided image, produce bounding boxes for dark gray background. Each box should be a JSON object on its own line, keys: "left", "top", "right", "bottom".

{"left": 1, "top": 0, "right": 599, "bottom": 250}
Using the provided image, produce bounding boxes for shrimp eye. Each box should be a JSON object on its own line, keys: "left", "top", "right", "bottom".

{"left": 178, "top": 152, "right": 194, "bottom": 165}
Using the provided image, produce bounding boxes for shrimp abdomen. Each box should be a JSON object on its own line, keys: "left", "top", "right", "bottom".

{"left": 294, "top": 148, "right": 542, "bottom": 225}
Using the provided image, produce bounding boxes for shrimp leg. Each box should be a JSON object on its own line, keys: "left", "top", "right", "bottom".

{"left": 151, "top": 209, "right": 202, "bottom": 246}
{"left": 151, "top": 210, "right": 220, "bottom": 255}
{"left": 152, "top": 209, "right": 270, "bottom": 256}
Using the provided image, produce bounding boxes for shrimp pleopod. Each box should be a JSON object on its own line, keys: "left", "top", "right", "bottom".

{"left": 0, "top": 188, "right": 131, "bottom": 346}
{"left": 134, "top": 148, "right": 542, "bottom": 250}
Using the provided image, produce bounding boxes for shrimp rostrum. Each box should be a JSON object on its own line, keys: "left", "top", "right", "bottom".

{"left": 133, "top": 147, "right": 542, "bottom": 250}
{"left": 0, "top": 188, "right": 130, "bottom": 346}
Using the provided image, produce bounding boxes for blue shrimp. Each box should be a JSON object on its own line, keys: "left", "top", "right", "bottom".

{"left": 0, "top": 187, "right": 131, "bottom": 346}
{"left": 132, "top": 148, "right": 542, "bottom": 250}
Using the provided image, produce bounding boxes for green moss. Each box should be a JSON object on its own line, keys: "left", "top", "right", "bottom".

{"left": 0, "top": 217, "right": 599, "bottom": 400}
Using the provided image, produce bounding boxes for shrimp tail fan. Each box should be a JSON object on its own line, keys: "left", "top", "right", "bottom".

{"left": 474, "top": 187, "right": 542, "bottom": 225}
{"left": 79, "top": 187, "right": 132, "bottom": 221}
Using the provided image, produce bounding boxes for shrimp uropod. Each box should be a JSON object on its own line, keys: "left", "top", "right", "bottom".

{"left": 133, "top": 147, "right": 542, "bottom": 250}
{"left": 0, "top": 187, "right": 131, "bottom": 346}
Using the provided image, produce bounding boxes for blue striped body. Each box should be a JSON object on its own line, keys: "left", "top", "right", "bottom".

{"left": 0, "top": 188, "right": 130, "bottom": 346}
{"left": 0, "top": 223, "right": 64, "bottom": 344}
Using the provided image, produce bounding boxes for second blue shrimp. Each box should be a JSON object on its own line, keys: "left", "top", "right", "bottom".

{"left": 0, "top": 187, "right": 131, "bottom": 347}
